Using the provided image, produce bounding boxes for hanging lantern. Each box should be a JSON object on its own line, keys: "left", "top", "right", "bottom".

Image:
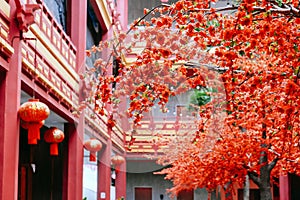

{"left": 44, "top": 127, "right": 64, "bottom": 156}
{"left": 111, "top": 155, "right": 125, "bottom": 166}
{"left": 21, "top": 120, "right": 44, "bottom": 144}
{"left": 111, "top": 155, "right": 125, "bottom": 174}
{"left": 84, "top": 138, "right": 102, "bottom": 162}
{"left": 18, "top": 99, "right": 50, "bottom": 144}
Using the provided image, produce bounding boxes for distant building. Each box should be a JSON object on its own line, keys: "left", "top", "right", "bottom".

{"left": 0, "top": 0, "right": 127, "bottom": 199}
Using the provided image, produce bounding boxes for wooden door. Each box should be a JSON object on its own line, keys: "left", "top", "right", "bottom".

{"left": 177, "top": 190, "right": 194, "bottom": 200}
{"left": 135, "top": 187, "right": 152, "bottom": 200}
{"left": 18, "top": 127, "right": 64, "bottom": 200}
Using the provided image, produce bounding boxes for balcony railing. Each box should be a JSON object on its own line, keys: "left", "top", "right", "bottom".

{"left": 21, "top": 41, "right": 79, "bottom": 111}
{"left": 0, "top": 0, "right": 14, "bottom": 64}
{"left": 34, "top": 0, "right": 77, "bottom": 71}
{"left": 19, "top": 0, "right": 79, "bottom": 112}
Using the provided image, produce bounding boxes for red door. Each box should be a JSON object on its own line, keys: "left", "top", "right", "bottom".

{"left": 177, "top": 190, "right": 194, "bottom": 200}
{"left": 135, "top": 187, "right": 152, "bottom": 200}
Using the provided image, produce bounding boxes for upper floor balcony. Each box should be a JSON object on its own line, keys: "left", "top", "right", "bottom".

{"left": 0, "top": 0, "right": 14, "bottom": 69}
{"left": 18, "top": 0, "right": 79, "bottom": 114}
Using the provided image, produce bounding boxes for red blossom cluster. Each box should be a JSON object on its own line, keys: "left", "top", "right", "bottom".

{"left": 84, "top": 0, "right": 300, "bottom": 199}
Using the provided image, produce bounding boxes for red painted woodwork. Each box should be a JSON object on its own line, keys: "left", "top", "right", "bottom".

{"left": 21, "top": 73, "right": 77, "bottom": 123}
{"left": 280, "top": 175, "right": 291, "bottom": 200}
{"left": 0, "top": 2, "right": 22, "bottom": 197}
{"left": 0, "top": 15, "right": 13, "bottom": 64}
{"left": 21, "top": 38, "right": 78, "bottom": 111}
{"left": 44, "top": 127, "right": 65, "bottom": 156}
{"left": 64, "top": 123, "right": 84, "bottom": 200}
{"left": 20, "top": 166, "right": 26, "bottom": 200}
{"left": 33, "top": 2, "right": 77, "bottom": 70}
{"left": 116, "top": 0, "right": 128, "bottom": 31}
{"left": 84, "top": 138, "right": 102, "bottom": 161}
{"left": 115, "top": 159, "right": 126, "bottom": 200}
{"left": 16, "top": 3, "right": 41, "bottom": 32}
{"left": 135, "top": 187, "right": 152, "bottom": 200}
{"left": 19, "top": 127, "right": 64, "bottom": 199}
{"left": 68, "top": 0, "right": 87, "bottom": 72}
{"left": 89, "top": 0, "right": 109, "bottom": 33}
{"left": 98, "top": 137, "right": 112, "bottom": 200}
{"left": 0, "top": 0, "right": 113, "bottom": 200}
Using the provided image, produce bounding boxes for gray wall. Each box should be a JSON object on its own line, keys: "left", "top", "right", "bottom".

{"left": 127, "top": 172, "right": 174, "bottom": 200}
{"left": 194, "top": 188, "right": 209, "bottom": 200}
{"left": 126, "top": 160, "right": 208, "bottom": 200}
{"left": 128, "top": 0, "right": 179, "bottom": 24}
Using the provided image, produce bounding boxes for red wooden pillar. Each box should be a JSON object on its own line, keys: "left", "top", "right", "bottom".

{"left": 116, "top": 160, "right": 126, "bottom": 199}
{"left": 116, "top": 0, "right": 128, "bottom": 30}
{"left": 98, "top": 139, "right": 112, "bottom": 200}
{"left": 68, "top": 0, "right": 87, "bottom": 73}
{"left": 279, "top": 174, "right": 291, "bottom": 200}
{"left": 64, "top": 121, "right": 84, "bottom": 200}
{"left": 0, "top": 5, "right": 22, "bottom": 199}
{"left": 66, "top": 0, "right": 87, "bottom": 199}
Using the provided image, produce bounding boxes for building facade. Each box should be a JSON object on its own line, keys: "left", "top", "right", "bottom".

{"left": 0, "top": 0, "right": 127, "bottom": 199}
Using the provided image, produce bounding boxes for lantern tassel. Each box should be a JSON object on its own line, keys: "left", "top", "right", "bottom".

{"left": 27, "top": 125, "right": 41, "bottom": 144}
{"left": 115, "top": 165, "right": 120, "bottom": 174}
{"left": 90, "top": 152, "right": 96, "bottom": 162}
{"left": 50, "top": 143, "right": 58, "bottom": 156}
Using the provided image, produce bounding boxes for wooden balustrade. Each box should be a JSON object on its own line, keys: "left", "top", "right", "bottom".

{"left": 125, "top": 118, "right": 198, "bottom": 154}
{"left": 85, "top": 105, "right": 126, "bottom": 150}
{"left": 0, "top": 0, "right": 14, "bottom": 65}
{"left": 16, "top": 0, "right": 81, "bottom": 113}
{"left": 21, "top": 42, "right": 79, "bottom": 111}
{"left": 33, "top": 0, "right": 77, "bottom": 71}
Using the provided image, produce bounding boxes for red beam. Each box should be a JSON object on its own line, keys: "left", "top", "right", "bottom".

{"left": 21, "top": 73, "right": 77, "bottom": 123}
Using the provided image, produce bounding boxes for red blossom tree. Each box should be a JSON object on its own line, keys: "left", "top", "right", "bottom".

{"left": 84, "top": 0, "right": 300, "bottom": 199}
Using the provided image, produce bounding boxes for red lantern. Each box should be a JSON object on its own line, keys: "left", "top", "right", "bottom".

{"left": 21, "top": 120, "right": 44, "bottom": 144}
{"left": 44, "top": 127, "right": 64, "bottom": 156}
{"left": 84, "top": 138, "right": 102, "bottom": 162}
{"left": 111, "top": 155, "right": 125, "bottom": 166}
{"left": 18, "top": 99, "right": 50, "bottom": 144}
{"left": 111, "top": 155, "right": 125, "bottom": 173}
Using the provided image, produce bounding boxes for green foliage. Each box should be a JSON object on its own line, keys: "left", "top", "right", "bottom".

{"left": 189, "top": 87, "right": 212, "bottom": 110}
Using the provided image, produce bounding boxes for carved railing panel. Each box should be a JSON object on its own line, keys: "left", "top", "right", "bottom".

{"left": 33, "top": 7, "right": 77, "bottom": 70}
{"left": 0, "top": 0, "right": 14, "bottom": 64}
{"left": 21, "top": 42, "right": 79, "bottom": 111}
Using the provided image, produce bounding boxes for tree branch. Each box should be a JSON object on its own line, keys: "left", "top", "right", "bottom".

{"left": 188, "top": 3, "right": 300, "bottom": 18}
{"left": 267, "top": 157, "right": 279, "bottom": 172}
{"left": 247, "top": 171, "right": 261, "bottom": 187}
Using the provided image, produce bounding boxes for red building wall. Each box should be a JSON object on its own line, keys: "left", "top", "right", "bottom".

{"left": 0, "top": 0, "right": 126, "bottom": 200}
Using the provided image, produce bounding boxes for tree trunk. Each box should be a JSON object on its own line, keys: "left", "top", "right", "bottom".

{"left": 260, "top": 185, "right": 272, "bottom": 200}
{"left": 244, "top": 175, "right": 249, "bottom": 200}
{"left": 247, "top": 103, "right": 278, "bottom": 200}
{"left": 259, "top": 145, "right": 274, "bottom": 200}
{"left": 259, "top": 160, "right": 273, "bottom": 200}
{"left": 259, "top": 107, "right": 273, "bottom": 200}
